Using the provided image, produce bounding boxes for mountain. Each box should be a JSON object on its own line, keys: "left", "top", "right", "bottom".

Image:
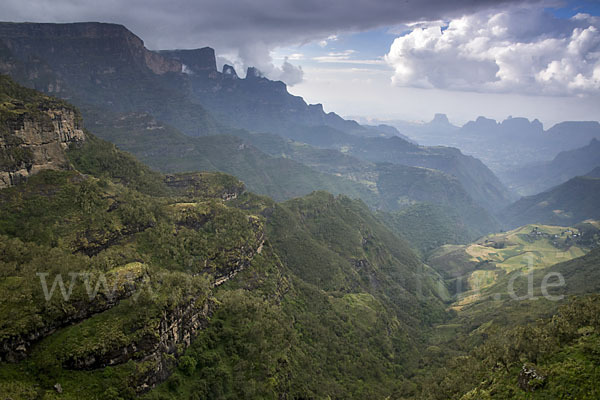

{"left": 157, "top": 48, "right": 383, "bottom": 138}
{"left": 587, "top": 166, "right": 600, "bottom": 178}
{"left": 499, "top": 173, "right": 600, "bottom": 229}
{"left": 237, "top": 123, "right": 513, "bottom": 212}
{"left": 1, "top": 24, "right": 599, "bottom": 400}
{"left": 346, "top": 136, "right": 514, "bottom": 211}
{"left": 79, "top": 108, "right": 380, "bottom": 204}
{"left": 545, "top": 121, "right": 600, "bottom": 153}
{"left": 231, "top": 130, "right": 498, "bottom": 225}
{"left": 500, "top": 138, "right": 600, "bottom": 195}
{"left": 78, "top": 108, "right": 499, "bottom": 243}
{"left": 0, "top": 22, "right": 220, "bottom": 137}
{"left": 391, "top": 115, "right": 600, "bottom": 181}
{"left": 0, "top": 21, "right": 513, "bottom": 215}
{"left": 0, "top": 75, "right": 453, "bottom": 399}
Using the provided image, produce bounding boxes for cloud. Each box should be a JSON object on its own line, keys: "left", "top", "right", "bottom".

{"left": 384, "top": 7, "right": 600, "bottom": 95}
{"left": 314, "top": 50, "right": 356, "bottom": 62}
{"left": 318, "top": 34, "right": 339, "bottom": 48}
{"left": 313, "top": 50, "right": 385, "bottom": 65}
{"left": 0, "top": 0, "right": 530, "bottom": 85}
{"left": 275, "top": 58, "right": 304, "bottom": 85}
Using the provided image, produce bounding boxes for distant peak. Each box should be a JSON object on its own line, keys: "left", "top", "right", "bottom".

{"left": 430, "top": 113, "right": 450, "bottom": 125}
{"left": 222, "top": 64, "right": 238, "bottom": 78}
{"left": 246, "top": 67, "right": 263, "bottom": 79}
{"left": 475, "top": 116, "right": 496, "bottom": 123}
{"left": 159, "top": 48, "right": 216, "bottom": 72}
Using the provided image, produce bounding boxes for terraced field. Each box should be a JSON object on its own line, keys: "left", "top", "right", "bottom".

{"left": 428, "top": 223, "right": 598, "bottom": 309}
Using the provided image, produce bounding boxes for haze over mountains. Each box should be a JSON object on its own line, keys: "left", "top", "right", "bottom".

{"left": 1, "top": 20, "right": 598, "bottom": 246}
{"left": 0, "top": 12, "right": 600, "bottom": 400}
{"left": 0, "top": 21, "right": 519, "bottom": 238}
{"left": 386, "top": 114, "right": 600, "bottom": 177}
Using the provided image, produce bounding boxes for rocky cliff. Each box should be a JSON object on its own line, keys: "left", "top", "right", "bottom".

{"left": 0, "top": 22, "right": 180, "bottom": 77}
{"left": 0, "top": 75, "right": 85, "bottom": 188}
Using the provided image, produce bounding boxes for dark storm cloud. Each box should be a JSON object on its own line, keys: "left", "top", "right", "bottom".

{"left": 0, "top": 0, "right": 536, "bottom": 82}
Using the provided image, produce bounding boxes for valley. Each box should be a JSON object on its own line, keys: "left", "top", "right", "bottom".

{"left": 0, "top": 12, "right": 599, "bottom": 400}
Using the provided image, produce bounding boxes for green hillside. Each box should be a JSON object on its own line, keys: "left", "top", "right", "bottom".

{"left": 415, "top": 294, "right": 600, "bottom": 399}
{"left": 428, "top": 223, "right": 598, "bottom": 305}
{"left": 500, "top": 175, "right": 600, "bottom": 229}
{"left": 81, "top": 109, "right": 378, "bottom": 205}
{"left": 378, "top": 203, "right": 478, "bottom": 257}
{"left": 0, "top": 78, "right": 449, "bottom": 399}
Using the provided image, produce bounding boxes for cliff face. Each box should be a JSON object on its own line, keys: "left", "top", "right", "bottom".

{"left": 0, "top": 22, "right": 219, "bottom": 137}
{"left": 0, "top": 22, "right": 180, "bottom": 77}
{"left": 0, "top": 76, "right": 85, "bottom": 189}
{"left": 0, "top": 22, "right": 366, "bottom": 137}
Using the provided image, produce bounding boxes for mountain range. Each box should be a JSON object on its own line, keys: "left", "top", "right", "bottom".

{"left": 499, "top": 169, "right": 600, "bottom": 229}
{"left": 0, "top": 21, "right": 516, "bottom": 242}
{"left": 0, "top": 75, "right": 448, "bottom": 398}
{"left": 499, "top": 137, "right": 600, "bottom": 195}
{"left": 1, "top": 20, "right": 600, "bottom": 400}
{"left": 389, "top": 113, "right": 600, "bottom": 179}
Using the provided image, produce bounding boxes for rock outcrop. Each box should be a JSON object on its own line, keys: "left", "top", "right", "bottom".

{"left": 0, "top": 76, "right": 85, "bottom": 189}
{"left": 159, "top": 48, "right": 217, "bottom": 74}
{"left": 165, "top": 171, "right": 245, "bottom": 200}
{"left": 518, "top": 364, "right": 546, "bottom": 392}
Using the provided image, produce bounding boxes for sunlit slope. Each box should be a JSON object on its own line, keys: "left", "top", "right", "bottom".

{"left": 428, "top": 223, "right": 598, "bottom": 309}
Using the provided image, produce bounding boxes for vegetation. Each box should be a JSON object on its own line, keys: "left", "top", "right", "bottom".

{"left": 0, "top": 78, "right": 455, "bottom": 399}
{"left": 0, "top": 40, "right": 599, "bottom": 400}
{"left": 427, "top": 223, "right": 598, "bottom": 309}
{"left": 500, "top": 175, "right": 600, "bottom": 229}
{"left": 413, "top": 295, "right": 600, "bottom": 399}
{"left": 80, "top": 109, "right": 379, "bottom": 205}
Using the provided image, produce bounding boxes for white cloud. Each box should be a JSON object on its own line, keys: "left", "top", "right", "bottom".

{"left": 314, "top": 49, "right": 356, "bottom": 62}
{"left": 274, "top": 58, "right": 304, "bottom": 85}
{"left": 384, "top": 8, "right": 600, "bottom": 95}
{"left": 318, "top": 34, "right": 339, "bottom": 47}
{"left": 232, "top": 41, "right": 304, "bottom": 85}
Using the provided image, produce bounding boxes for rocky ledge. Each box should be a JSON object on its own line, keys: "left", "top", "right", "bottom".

{"left": 0, "top": 94, "right": 85, "bottom": 189}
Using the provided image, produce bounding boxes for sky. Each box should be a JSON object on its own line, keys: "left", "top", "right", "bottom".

{"left": 1, "top": 0, "right": 599, "bottom": 126}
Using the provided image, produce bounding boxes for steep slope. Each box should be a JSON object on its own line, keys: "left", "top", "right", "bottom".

{"left": 0, "top": 79, "right": 450, "bottom": 399}
{"left": 501, "top": 138, "right": 600, "bottom": 195}
{"left": 587, "top": 166, "right": 600, "bottom": 178}
{"left": 346, "top": 136, "right": 514, "bottom": 211}
{"left": 82, "top": 109, "right": 499, "bottom": 239}
{"left": 81, "top": 108, "right": 378, "bottom": 204}
{"left": 235, "top": 130, "right": 498, "bottom": 228}
{"left": 499, "top": 174, "right": 600, "bottom": 229}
